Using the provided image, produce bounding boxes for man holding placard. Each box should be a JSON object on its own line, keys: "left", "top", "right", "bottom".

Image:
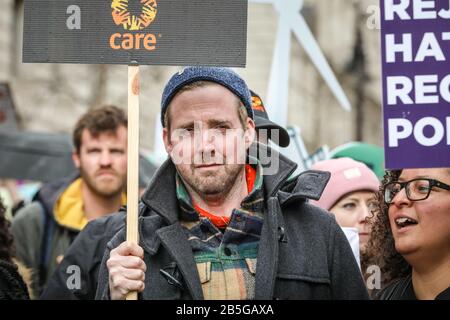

{"left": 89, "top": 66, "right": 368, "bottom": 300}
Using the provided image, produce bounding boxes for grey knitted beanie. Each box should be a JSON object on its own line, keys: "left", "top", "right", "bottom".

{"left": 160, "top": 66, "right": 253, "bottom": 126}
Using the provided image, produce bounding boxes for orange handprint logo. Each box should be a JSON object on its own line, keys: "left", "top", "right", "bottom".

{"left": 111, "top": 0, "right": 157, "bottom": 31}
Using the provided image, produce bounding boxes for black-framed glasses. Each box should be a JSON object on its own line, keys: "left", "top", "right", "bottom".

{"left": 384, "top": 178, "right": 450, "bottom": 205}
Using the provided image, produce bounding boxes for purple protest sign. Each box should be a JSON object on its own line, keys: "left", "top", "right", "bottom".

{"left": 381, "top": 0, "right": 450, "bottom": 169}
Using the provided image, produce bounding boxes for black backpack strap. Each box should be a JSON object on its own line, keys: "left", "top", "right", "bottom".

{"left": 38, "top": 203, "right": 56, "bottom": 294}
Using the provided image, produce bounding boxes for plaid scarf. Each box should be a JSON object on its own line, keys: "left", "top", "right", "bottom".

{"left": 175, "top": 160, "right": 264, "bottom": 299}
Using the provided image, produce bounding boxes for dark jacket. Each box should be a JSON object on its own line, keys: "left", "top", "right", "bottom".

{"left": 376, "top": 274, "right": 450, "bottom": 300}
{"left": 12, "top": 174, "right": 80, "bottom": 296}
{"left": 43, "top": 148, "right": 369, "bottom": 300}
{"left": 41, "top": 210, "right": 125, "bottom": 299}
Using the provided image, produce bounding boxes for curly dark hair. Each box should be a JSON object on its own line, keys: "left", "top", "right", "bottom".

{"left": 365, "top": 170, "right": 411, "bottom": 284}
{"left": 0, "top": 259, "right": 30, "bottom": 300}
{"left": 0, "top": 197, "right": 15, "bottom": 263}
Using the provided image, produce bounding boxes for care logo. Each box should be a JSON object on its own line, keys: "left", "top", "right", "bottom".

{"left": 111, "top": 0, "right": 157, "bottom": 31}
{"left": 110, "top": 0, "right": 158, "bottom": 51}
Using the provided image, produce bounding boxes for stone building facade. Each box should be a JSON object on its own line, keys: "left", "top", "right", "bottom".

{"left": 0, "top": 0, "right": 383, "bottom": 159}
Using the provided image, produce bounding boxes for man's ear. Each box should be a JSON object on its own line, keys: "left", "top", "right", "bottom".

{"left": 244, "top": 118, "right": 256, "bottom": 149}
{"left": 72, "top": 151, "right": 81, "bottom": 169}
{"left": 163, "top": 128, "right": 173, "bottom": 155}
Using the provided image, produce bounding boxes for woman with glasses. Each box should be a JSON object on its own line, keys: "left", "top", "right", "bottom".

{"left": 367, "top": 168, "right": 450, "bottom": 300}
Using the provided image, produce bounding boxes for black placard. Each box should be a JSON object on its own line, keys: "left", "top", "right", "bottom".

{"left": 23, "top": 0, "right": 247, "bottom": 66}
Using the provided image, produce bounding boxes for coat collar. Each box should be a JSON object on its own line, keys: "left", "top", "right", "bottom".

{"left": 256, "top": 143, "right": 298, "bottom": 197}
{"left": 141, "top": 159, "right": 180, "bottom": 224}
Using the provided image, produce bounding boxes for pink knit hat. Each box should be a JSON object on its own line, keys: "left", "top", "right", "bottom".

{"left": 310, "top": 157, "right": 380, "bottom": 210}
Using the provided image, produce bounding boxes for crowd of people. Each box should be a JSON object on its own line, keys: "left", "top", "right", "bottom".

{"left": 0, "top": 66, "right": 448, "bottom": 300}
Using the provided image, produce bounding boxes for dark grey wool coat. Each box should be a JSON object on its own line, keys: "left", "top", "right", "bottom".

{"left": 43, "top": 147, "right": 369, "bottom": 300}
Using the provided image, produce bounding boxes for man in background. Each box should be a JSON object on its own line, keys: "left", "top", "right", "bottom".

{"left": 12, "top": 106, "right": 128, "bottom": 296}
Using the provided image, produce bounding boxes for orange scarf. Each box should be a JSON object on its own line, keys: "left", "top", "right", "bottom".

{"left": 194, "top": 164, "right": 256, "bottom": 229}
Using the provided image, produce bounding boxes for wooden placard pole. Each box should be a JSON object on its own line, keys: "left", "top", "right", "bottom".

{"left": 126, "top": 62, "right": 140, "bottom": 300}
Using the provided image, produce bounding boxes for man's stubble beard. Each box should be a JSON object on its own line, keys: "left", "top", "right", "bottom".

{"left": 80, "top": 167, "right": 125, "bottom": 199}
{"left": 178, "top": 163, "right": 245, "bottom": 198}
